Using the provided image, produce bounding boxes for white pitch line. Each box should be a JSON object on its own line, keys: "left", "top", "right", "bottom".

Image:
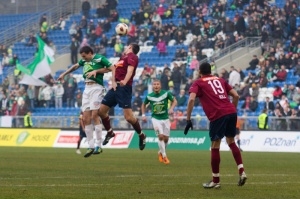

{"left": 0, "top": 173, "right": 296, "bottom": 180}
{"left": 0, "top": 181, "right": 300, "bottom": 187}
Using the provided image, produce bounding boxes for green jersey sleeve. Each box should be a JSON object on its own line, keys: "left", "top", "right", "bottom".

{"left": 167, "top": 91, "right": 174, "bottom": 101}
{"left": 100, "top": 56, "right": 112, "bottom": 68}
{"left": 78, "top": 59, "right": 84, "bottom": 67}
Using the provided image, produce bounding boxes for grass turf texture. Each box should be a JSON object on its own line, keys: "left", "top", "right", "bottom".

{"left": 0, "top": 148, "right": 299, "bottom": 199}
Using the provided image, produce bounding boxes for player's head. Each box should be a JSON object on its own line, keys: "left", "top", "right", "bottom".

{"left": 79, "top": 46, "right": 94, "bottom": 61}
{"left": 124, "top": 43, "right": 140, "bottom": 55}
{"left": 199, "top": 62, "right": 211, "bottom": 76}
{"left": 152, "top": 79, "right": 161, "bottom": 93}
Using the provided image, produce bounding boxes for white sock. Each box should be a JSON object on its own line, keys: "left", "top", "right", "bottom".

{"left": 85, "top": 124, "right": 94, "bottom": 148}
{"left": 158, "top": 140, "right": 166, "bottom": 158}
{"left": 94, "top": 124, "right": 102, "bottom": 148}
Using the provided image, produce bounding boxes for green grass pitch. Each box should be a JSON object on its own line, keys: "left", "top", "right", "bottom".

{"left": 0, "top": 147, "right": 299, "bottom": 199}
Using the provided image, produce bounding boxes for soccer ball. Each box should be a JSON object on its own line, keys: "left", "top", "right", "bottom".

{"left": 115, "top": 23, "right": 128, "bottom": 36}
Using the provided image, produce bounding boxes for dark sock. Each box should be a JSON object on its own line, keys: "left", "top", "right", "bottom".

{"left": 229, "top": 142, "right": 244, "bottom": 175}
{"left": 211, "top": 148, "right": 220, "bottom": 183}
{"left": 237, "top": 139, "right": 241, "bottom": 148}
{"left": 131, "top": 119, "right": 142, "bottom": 135}
{"left": 77, "top": 137, "right": 82, "bottom": 149}
{"left": 102, "top": 116, "right": 113, "bottom": 134}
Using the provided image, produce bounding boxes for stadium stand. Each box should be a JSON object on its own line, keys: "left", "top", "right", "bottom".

{"left": 0, "top": 0, "right": 300, "bottom": 130}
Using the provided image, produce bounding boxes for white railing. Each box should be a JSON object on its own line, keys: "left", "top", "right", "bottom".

{"left": 199, "top": 37, "right": 261, "bottom": 64}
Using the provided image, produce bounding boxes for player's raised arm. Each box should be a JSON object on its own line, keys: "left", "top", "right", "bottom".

{"left": 228, "top": 89, "right": 240, "bottom": 108}
{"left": 57, "top": 63, "right": 80, "bottom": 81}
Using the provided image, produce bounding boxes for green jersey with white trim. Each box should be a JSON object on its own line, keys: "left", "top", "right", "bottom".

{"left": 144, "top": 90, "right": 174, "bottom": 120}
{"left": 78, "top": 54, "right": 112, "bottom": 86}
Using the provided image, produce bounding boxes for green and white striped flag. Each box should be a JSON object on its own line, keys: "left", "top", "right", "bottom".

{"left": 17, "top": 36, "right": 54, "bottom": 85}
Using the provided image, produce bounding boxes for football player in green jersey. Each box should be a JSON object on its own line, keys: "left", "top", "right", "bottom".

{"left": 141, "top": 79, "right": 177, "bottom": 164}
{"left": 57, "top": 46, "right": 112, "bottom": 157}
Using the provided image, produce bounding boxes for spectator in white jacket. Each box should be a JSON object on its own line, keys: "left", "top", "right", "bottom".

{"left": 42, "top": 85, "right": 53, "bottom": 108}
{"left": 54, "top": 83, "right": 64, "bottom": 108}
{"left": 229, "top": 66, "right": 241, "bottom": 87}
{"left": 1, "top": 53, "right": 10, "bottom": 67}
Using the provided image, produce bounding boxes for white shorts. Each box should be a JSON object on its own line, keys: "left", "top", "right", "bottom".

{"left": 81, "top": 84, "right": 105, "bottom": 112}
{"left": 151, "top": 118, "right": 170, "bottom": 137}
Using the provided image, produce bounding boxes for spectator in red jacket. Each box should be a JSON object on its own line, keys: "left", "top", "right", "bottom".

{"left": 273, "top": 85, "right": 283, "bottom": 100}
{"left": 274, "top": 65, "right": 287, "bottom": 82}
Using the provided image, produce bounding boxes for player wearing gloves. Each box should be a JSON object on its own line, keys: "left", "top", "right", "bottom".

{"left": 184, "top": 62, "right": 247, "bottom": 189}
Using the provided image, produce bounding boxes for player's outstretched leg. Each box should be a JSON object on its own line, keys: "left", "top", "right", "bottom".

{"left": 131, "top": 119, "right": 146, "bottom": 150}
{"left": 84, "top": 124, "right": 95, "bottom": 158}
{"left": 76, "top": 136, "right": 83, "bottom": 154}
{"left": 228, "top": 142, "right": 247, "bottom": 186}
{"left": 93, "top": 124, "right": 103, "bottom": 155}
{"left": 203, "top": 148, "right": 221, "bottom": 189}
{"left": 98, "top": 104, "right": 115, "bottom": 145}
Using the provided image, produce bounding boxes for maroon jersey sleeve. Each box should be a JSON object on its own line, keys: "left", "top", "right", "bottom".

{"left": 189, "top": 81, "right": 199, "bottom": 94}
{"left": 127, "top": 53, "right": 138, "bottom": 68}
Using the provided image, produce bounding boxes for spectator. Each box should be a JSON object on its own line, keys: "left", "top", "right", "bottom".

{"left": 114, "top": 39, "right": 124, "bottom": 57}
{"left": 134, "top": 79, "right": 147, "bottom": 96}
{"left": 251, "top": 83, "right": 259, "bottom": 101}
{"left": 229, "top": 66, "right": 241, "bottom": 87}
{"left": 247, "top": 55, "right": 259, "bottom": 70}
{"left": 79, "top": 16, "right": 88, "bottom": 29}
{"left": 76, "top": 89, "right": 82, "bottom": 108}
{"left": 1, "top": 53, "right": 10, "bottom": 67}
{"left": 70, "top": 37, "right": 79, "bottom": 64}
{"left": 292, "top": 88, "right": 300, "bottom": 105}
{"left": 156, "top": 4, "right": 165, "bottom": 17}
{"left": 52, "top": 17, "right": 66, "bottom": 30}
{"left": 238, "top": 84, "right": 250, "bottom": 100}
{"left": 160, "top": 69, "right": 170, "bottom": 91}
{"left": 151, "top": 11, "right": 162, "bottom": 25}
{"left": 17, "top": 100, "right": 28, "bottom": 127}
{"left": 80, "top": 37, "right": 89, "bottom": 48}
{"left": 10, "top": 99, "right": 18, "bottom": 127}
{"left": 258, "top": 72, "right": 268, "bottom": 87}
{"left": 273, "top": 85, "right": 283, "bottom": 100}
{"left": 27, "top": 85, "right": 35, "bottom": 111}
{"left": 176, "top": 89, "right": 187, "bottom": 107}
{"left": 95, "top": 4, "right": 105, "bottom": 18}
{"left": 294, "top": 59, "right": 300, "bottom": 76}
{"left": 39, "top": 14, "right": 47, "bottom": 28}
{"left": 132, "top": 92, "right": 143, "bottom": 116}
{"left": 42, "top": 85, "right": 52, "bottom": 108}
{"left": 81, "top": 0, "right": 91, "bottom": 19}
{"left": 156, "top": 38, "right": 167, "bottom": 56}
{"left": 190, "top": 56, "right": 199, "bottom": 71}
{"left": 25, "top": 34, "right": 37, "bottom": 46}
{"left": 274, "top": 65, "right": 287, "bottom": 82}
{"left": 54, "top": 83, "right": 64, "bottom": 108}
{"left": 170, "top": 64, "right": 182, "bottom": 96}
{"left": 0, "top": 94, "right": 9, "bottom": 116}
{"left": 264, "top": 96, "right": 275, "bottom": 114}
{"left": 100, "top": 34, "right": 109, "bottom": 47}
